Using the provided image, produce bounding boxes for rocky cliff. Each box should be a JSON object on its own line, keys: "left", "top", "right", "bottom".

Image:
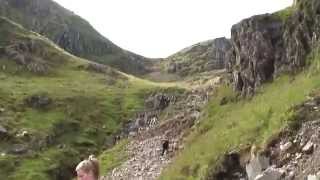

{"left": 227, "top": 0, "right": 320, "bottom": 96}
{"left": 0, "top": 0, "right": 151, "bottom": 75}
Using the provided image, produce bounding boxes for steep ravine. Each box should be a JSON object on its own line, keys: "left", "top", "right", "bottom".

{"left": 101, "top": 76, "right": 224, "bottom": 180}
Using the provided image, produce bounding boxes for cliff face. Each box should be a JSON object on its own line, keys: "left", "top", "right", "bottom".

{"left": 164, "top": 37, "right": 231, "bottom": 76}
{"left": 226, "top": 15, "right": 284, "bottom": 95}
{"left": 0, "top": 0, "right": 151, "bottom": 75}
{"left": 227, "top": 0, "right": 320, "bottom": 95}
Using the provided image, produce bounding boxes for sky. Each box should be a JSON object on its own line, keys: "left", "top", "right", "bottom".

{"left": 53, "top": 0, "right": 293, "bottom": 58}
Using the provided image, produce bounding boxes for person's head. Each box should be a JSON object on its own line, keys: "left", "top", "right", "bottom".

{"left": 75, "top": 155, "right": 100, "bottom": 180}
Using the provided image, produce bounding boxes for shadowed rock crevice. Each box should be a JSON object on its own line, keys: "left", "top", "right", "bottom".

{"left": 206, "top": 152, "right": 247, "bottom": 180}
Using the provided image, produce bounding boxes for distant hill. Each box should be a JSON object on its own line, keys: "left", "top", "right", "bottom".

{"left": 163, "top": 37, "right": 231, "bottom": 77}
{"left": 0, "top": 0, "right": 152, "bottom": 75}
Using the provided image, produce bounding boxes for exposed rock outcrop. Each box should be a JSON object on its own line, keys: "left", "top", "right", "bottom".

{"left": 24, "top": 94, "right": 52, "bottom": 109}
{"left": 226, "top": 14, "right": 284, "bottom": 95}
{"left": 103, "top": 83, "right": 219, "bottom": 179}
{"left": 253, "top": 95, "right": 320, "bottom": 179}
{"left": 85, "top": 63, "right": 110, "bottom": 74}
{"left": 2, "top": 40, "right": 53, "bottom": 74}
{"left": 0, "top": 125, "right": 8, "bottom": 139}
{"left": 210, "top": 92, "right": 320, "bottom": 180}
{"left": 123, "top": 93, "right": 177, "bottom": 138}
{"left": 9, "top": 144, "right": 29, "bottom": 155}
{"left": 246, "top": 154, "right": 270, "bottom": 180}
{"left": 227, "top": 0, "right": 320, "bottom": 95}
{"left": 145, "top": 93, "right": 175, "bottom": 111}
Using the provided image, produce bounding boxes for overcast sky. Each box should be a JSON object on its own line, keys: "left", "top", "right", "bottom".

{"left": 53, "top": 0, "right": 293, "bottom": 58}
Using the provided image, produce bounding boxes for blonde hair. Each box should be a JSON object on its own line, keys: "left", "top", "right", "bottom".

{"left": 76, "top": 155, "right": 100, "bottom": 179}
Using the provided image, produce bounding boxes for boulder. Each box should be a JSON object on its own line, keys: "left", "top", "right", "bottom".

{"left": 16, "top": 130, "right": 29, "bottom": 138}
{"left": 86, "top": 63, "right": 108, "bottom": 74}
{"left": 25, "top": 61, "right": 49, "bottom": 74}
{"left": 0, "top": 125, "right": 8, "bottom": 138}
{"left": 280, "top": 142, "right": 293, "bottom": 153}
{"left": 254, "top": 167, "right": 283, "bottom": 180}
{"left": 9, "top": 144, "right": 28, "bottom": 155}
{"left": 246, "top": 155, "right": 270, "bottom": 180}
{"left": 302, "top": 141, "right": 314, "bottom": 154}
{"left": 24, "top": 94, "right": 52, "bottom": 109}
{"left": 145, "top": 93, "right": 171, "bottom": 110}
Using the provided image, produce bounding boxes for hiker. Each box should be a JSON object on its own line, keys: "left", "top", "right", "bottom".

{"left": 161, "top": 139, "right": 169, "bottom": 156}
{"left": 76, "top": 155, "right": 100, "bottom": 180}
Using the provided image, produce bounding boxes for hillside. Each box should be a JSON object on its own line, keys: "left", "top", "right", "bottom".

{"left": 144, "top": 38, "right": 230, "bottom": 83}
{"left": 0, "top": 0, "right": 152, "bottom": 75}
{"left": 163, "top": 37, "right": 231, "bottom": 77}
{"left": 3, "top": 0, "right": 320, "bottom": 180}
{"left": 159, "top": 0, "right": 320, "bottom": 179}
{"left": 0, "top": 16, "right": 180, "bottom": 180}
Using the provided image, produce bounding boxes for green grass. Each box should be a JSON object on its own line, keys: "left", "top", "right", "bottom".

{"left": 0, "top": 65, "right": 177, "bottom": 179}
{"left": 273, "top": 6, "right": 295, "bottom": 22}
{"left": 99, "top": 139, "right": 129, "bottom": 174}
{"left": 159, "top": 50, "right": 320, "bottom": 179}
{"left": 0, "top": 55, "right": 184, "bottom": 180}
{"left": 0, "top": 17, "right": 185, "bottom": 180}
{"left": 8, "top": 148, "right": 80, "bottom": 180}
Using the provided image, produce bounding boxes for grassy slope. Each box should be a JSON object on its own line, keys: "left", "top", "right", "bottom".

{"left": 159, "top": 48, "right": 320, "bottom": 179}
{"left": 163, "top": 42, "right": 213, "bottom": 77}
{"left": 0, "top": 17, "right": 181, "bottom": 180}
{"left": 99, "top": 139, "right": 129, "bottom": 174}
